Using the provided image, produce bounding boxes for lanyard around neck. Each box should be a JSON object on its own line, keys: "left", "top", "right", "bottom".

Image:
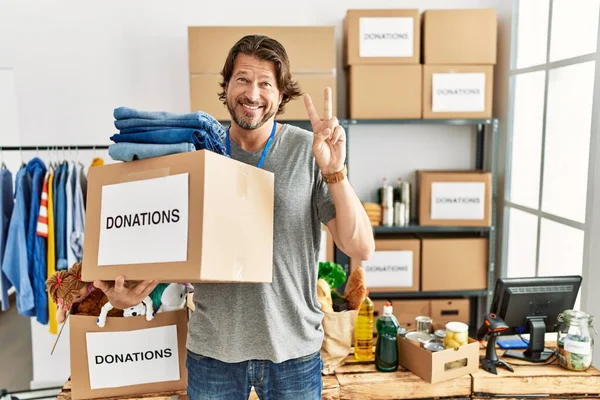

{"left": 226, "top": 121, "right": 277, "bottom": 169}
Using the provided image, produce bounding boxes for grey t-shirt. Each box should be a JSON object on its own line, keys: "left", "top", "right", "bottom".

{"left": 186, "top": 123, "right": 336, "bottom": 363}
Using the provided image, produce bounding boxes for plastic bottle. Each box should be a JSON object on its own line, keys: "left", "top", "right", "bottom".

{"left": 354, "top": 296, "right": 374, "bottom": 361}
{"left": 375, "top": 302, "right": 400, "bottom": 372}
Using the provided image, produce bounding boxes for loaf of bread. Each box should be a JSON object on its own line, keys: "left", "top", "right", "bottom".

{"left": 344, "top": 266, "right": 367, "bottom": 310}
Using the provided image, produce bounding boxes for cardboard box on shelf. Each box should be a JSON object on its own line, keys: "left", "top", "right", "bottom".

{"left": 430, "top": 299, "right": 470, "bottom": 330}
{"left": 348, "top": 64, "right": 422, "bottom": 119}
{"left": 398, "top": 335, "right": 480, "bottom": 383}
{"left": 188, "top": 26, "right": 336, "bottom": 74}
{"left": 421, "top": 238, "right": 488, "bottom": 291}
{"left": 423, "top": 9, "right": 497, "bottom": 65}
{"left": 345, "top": 9, "right": 420, "bottom": 65}
{"left": 81, "top": 150, "right": 274, "bottom": 283}
{"left": 190, "top": 73, "right": 336, "bottom": 121}
{"left": 351, "top": 238, "right": 420, "bottom": 293}
{"left": 423, "top": 65, "right": 494, "bottom": 119}
{"left": 418, "top": 170, "right": 492, "bottom": 227}
{"left": 69, "top": 308, "right": 188, "bottom": 400}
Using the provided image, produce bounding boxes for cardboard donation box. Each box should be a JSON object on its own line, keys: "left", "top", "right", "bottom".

{"left": 398, "top": 335, "right": 479, "bottom": 383}
{"left": 82, "top": 150, "right": 274, "bottom": 283}
{"left": 423, "top": 9, "right": 498, "bottom": 65}
{"left": 423, "top": 65, "right": 494, "bottom": 119}
{"left": 418, "top": 170, "right": 492, "bottom": 227}
{"left": 69, "top": 308, "right": 188, "bottom": 400}
{"left": 351, "top": 239, "right": 420, "bottom": 292}
{"left": 345, "top": 9, "right": 420, "bottom": 65}
{"left": 430, "top": 299, "right": 470, "bottom": 330}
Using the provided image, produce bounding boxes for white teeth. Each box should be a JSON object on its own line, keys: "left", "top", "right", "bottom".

{"left": 242, "top": 104, "right": 259, "bottom": 110}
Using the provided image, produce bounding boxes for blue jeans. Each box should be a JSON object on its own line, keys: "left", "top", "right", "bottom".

{"left": 186, "top": 350, "right": 323, "bottom": 400}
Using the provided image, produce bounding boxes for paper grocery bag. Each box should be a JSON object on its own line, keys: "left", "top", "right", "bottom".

{"left": 320, "top": 310, "right": 358, "bottom": 375}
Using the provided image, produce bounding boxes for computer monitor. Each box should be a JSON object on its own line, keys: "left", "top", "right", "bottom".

{"left": 489, "top": 275, "right": 582, "bottom": 363}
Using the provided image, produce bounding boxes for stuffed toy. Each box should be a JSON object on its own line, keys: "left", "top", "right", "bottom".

{"left": 97, "top": 295, "right": 154, "bottom": 328}
{"left": 46, "top": 262, "right": 122, "bottom": 323}
{"left": 157, "top": 283, "right": 193, "bottom": 313}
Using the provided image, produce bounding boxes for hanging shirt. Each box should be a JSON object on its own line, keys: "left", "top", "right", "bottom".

{"left": 30, "top": 163, "right": 49, "bottom": 325}
{"left": 0, "top": 168, "right": 14, "bottom": 311}
{"left": 46, "top": 172, "right": 57, "bottom": 334}
{"left": 66, "top": 162, "right": 77, "bottom": 267}
{"left": 2, "top": 166, "right": 34, "bottom": 316}
{"left": 54, "top": 163, "right": 68, "bottom": 271}
{"left": 71, "top": 163, "right": 86, "bottom": 261}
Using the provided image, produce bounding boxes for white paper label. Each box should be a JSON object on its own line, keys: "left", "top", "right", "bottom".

{"left": 362, "top": 251, "right": 413, "bottom": 288}
{"left": 564, "top": 338, "right": 591, "bottom": 355}
{"left": 86, "top": 325, "right": 180, "bottom": 390}
{"left": 97, "top": 173, "right": 189, "bottom": 266}
{"left": 359, "top": 17, "right": 414, "bottom": 58}
{"left": 432, "top": 73, "right": 486, "bottom": 112}
{"left": 430, "top": 182, "right": 486, "bottom": 220}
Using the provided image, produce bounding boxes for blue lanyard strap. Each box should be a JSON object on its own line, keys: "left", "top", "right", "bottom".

{"left": 226, "top": 121, "right": 277, "bottom": 169}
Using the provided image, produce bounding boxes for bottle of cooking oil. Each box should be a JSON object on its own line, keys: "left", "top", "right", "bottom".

{"left": 375, "top": 302, "right": 400, "bottom": 372}
{"left": 354, "top": 296, "right": 374, "bottom": 361}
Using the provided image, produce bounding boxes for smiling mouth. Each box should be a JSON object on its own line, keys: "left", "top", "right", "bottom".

{"left": 240, "top": 103, "right": 262, "bottom": 111}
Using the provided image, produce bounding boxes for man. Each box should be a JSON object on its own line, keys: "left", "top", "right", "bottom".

{"left": 95, "top": 35, "right": 375, "bottom": 399}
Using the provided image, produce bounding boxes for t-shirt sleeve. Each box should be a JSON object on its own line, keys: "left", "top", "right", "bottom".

{"left": 313, "top": 168, "right": 336, "bottom": 225}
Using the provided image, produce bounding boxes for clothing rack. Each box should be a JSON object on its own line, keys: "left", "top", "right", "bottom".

{"left": 0, "top": 145, "right": 110, "bottom": 151}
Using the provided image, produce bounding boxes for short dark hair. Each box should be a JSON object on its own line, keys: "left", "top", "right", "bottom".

{"left": 218, "top": 35, "right": 302, "bottom": 116}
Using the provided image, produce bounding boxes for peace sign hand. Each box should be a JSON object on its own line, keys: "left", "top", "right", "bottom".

{"left": 303, "top": 87, "right": 346, "bottom": 176}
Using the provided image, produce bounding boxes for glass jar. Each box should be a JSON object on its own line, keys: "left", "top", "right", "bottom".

{"left": 445, "top": 322, "right": 469, "bottom": 349}
{"left": 557, "top": 310, "right": 596, "bottom": 371}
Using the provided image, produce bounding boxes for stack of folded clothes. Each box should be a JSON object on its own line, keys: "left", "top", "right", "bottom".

{"left": 108, "top": 107, "right": 227, "bottom": 162}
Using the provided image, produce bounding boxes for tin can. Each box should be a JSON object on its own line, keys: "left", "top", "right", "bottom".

{"left": 405, "top": 331, "right": 433, "bottom": 344}
{"left": 381, "top": 185, "right": 394, "bottom": 227}
{"left": 434, "top": 329, "right": 446, "bottom": 342}
{"left": 393, "top": 202, "right": 407, "bottom": 226}
{"left": 415, "top": 316, "right": 433, "bottom": 333}
{"left": 422, "top": 341, "right": 445, "bottom": 352}
{"left": 400, "top": 181, "right": 411, "bottom": 224}
{"left": 398, "top": 327, "right": 408, "bottom": 337}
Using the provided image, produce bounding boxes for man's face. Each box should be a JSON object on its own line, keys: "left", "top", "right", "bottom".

{"left": 225, "top": 53, "right": 282, "bottom": 130}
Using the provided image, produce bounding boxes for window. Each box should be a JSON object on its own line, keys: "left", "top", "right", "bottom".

{"left": 504, "top": 0, "right": 600, "bottom": 310}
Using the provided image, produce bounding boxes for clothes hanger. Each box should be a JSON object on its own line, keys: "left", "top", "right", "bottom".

{"left": 20, "top": 146, "right": 26, "bottom": 168}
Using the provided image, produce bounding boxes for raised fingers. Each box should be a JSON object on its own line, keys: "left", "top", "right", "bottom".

{"left": 303, "top": 94, "right": 321, "bottom": 126}
{"left": 331, "top": 125, "right": 344, "bottom": 145}
{"left": 323, "top": 87, "right": 332, "bottom": 121}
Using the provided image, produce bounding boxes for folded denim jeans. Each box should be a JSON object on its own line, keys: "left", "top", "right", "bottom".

{"left": 108, "top": 142, "right": 195, "bottom": 162}
{"left": 110, "top": 128, "right": 227, "bottom": 155}
{"left": 114, "top": 107, "right": 209, "bottom": 121}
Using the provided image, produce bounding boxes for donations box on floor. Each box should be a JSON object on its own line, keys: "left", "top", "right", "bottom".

{"left": 69, "top": 307, "right": 189, "bottom": 400}
{"left": 82, "top": 149, "right": 274, "bottom": 283}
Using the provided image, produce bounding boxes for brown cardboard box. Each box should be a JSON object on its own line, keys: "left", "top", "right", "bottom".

{"left": 418, "top": 170, "right": 492, "bottom": 227}
{"left": 70, "top": 308, "right": 188, "bottom": 400}
{"left": 190, "top": 73, "right": 336, "bottom": 121}
{"left": 351, "top": 239, "right": 420, "bottom": 292}
{"left": 423, "top": 9, "right": 497, "bottom": 65}
{"left": 421, "top": 238, "right": 488, "bottom": 291}
{"left": 348, "top": 64, "right": 422, "bottom": 119}
{"left": 430, "top": 299, "right": 470, "bottom": 330}
{"left": 393, "top": 300, "right": 431, "bottom": 331}
{"left": 423, "top": 65, "right": 494, "bottom": 119}
{"left": 345, "top": 9, "right": 420, "bottom": 65}
{"left": 81, "top": 150, "right": 274, "bottom": 283}
{"left": 398, "top": 335, "right": 480, "bottom": 383}
{"left": 188, "top": 26, "right": 336, "bottom": 74}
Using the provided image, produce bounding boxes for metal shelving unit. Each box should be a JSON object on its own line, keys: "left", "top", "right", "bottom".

{"left": 333, "top": 117, "right": 499, "bottom": 334}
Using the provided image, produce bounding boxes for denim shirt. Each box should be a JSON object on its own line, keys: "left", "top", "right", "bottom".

{"left": 1, "top": 166, "right": 34, "bottom": 316}
{"left": 26, "top": 157, "right": 48, "bottom": 324}
{"left": 0, "top": 168, "right": 14, "bottom": 311}
{"left": 54, "top": 163, "right": 68, "bottom": 271}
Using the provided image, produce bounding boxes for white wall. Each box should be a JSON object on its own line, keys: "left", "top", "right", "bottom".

{"left": 0, "top": 0, "right": 510, "bottom": 388}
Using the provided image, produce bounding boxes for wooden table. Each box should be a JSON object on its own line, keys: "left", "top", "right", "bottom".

{"left": 56, "top": 353, "right": 600, "bottom": 400}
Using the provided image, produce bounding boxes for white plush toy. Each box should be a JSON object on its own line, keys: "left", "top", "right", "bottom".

{"left": 157, "top": 283, "right": 193, "bottom": 313}
{"left": 97, "top": 295, "right": 154, "bottom": 328}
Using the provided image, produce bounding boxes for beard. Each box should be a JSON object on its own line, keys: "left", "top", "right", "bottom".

{"left": 226, "top": 96, "right": 277, "bottom": 130}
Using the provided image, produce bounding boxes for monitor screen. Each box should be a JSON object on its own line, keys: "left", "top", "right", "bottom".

{"left": 489, "top": 275, "right": 582, "bottom": 334}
